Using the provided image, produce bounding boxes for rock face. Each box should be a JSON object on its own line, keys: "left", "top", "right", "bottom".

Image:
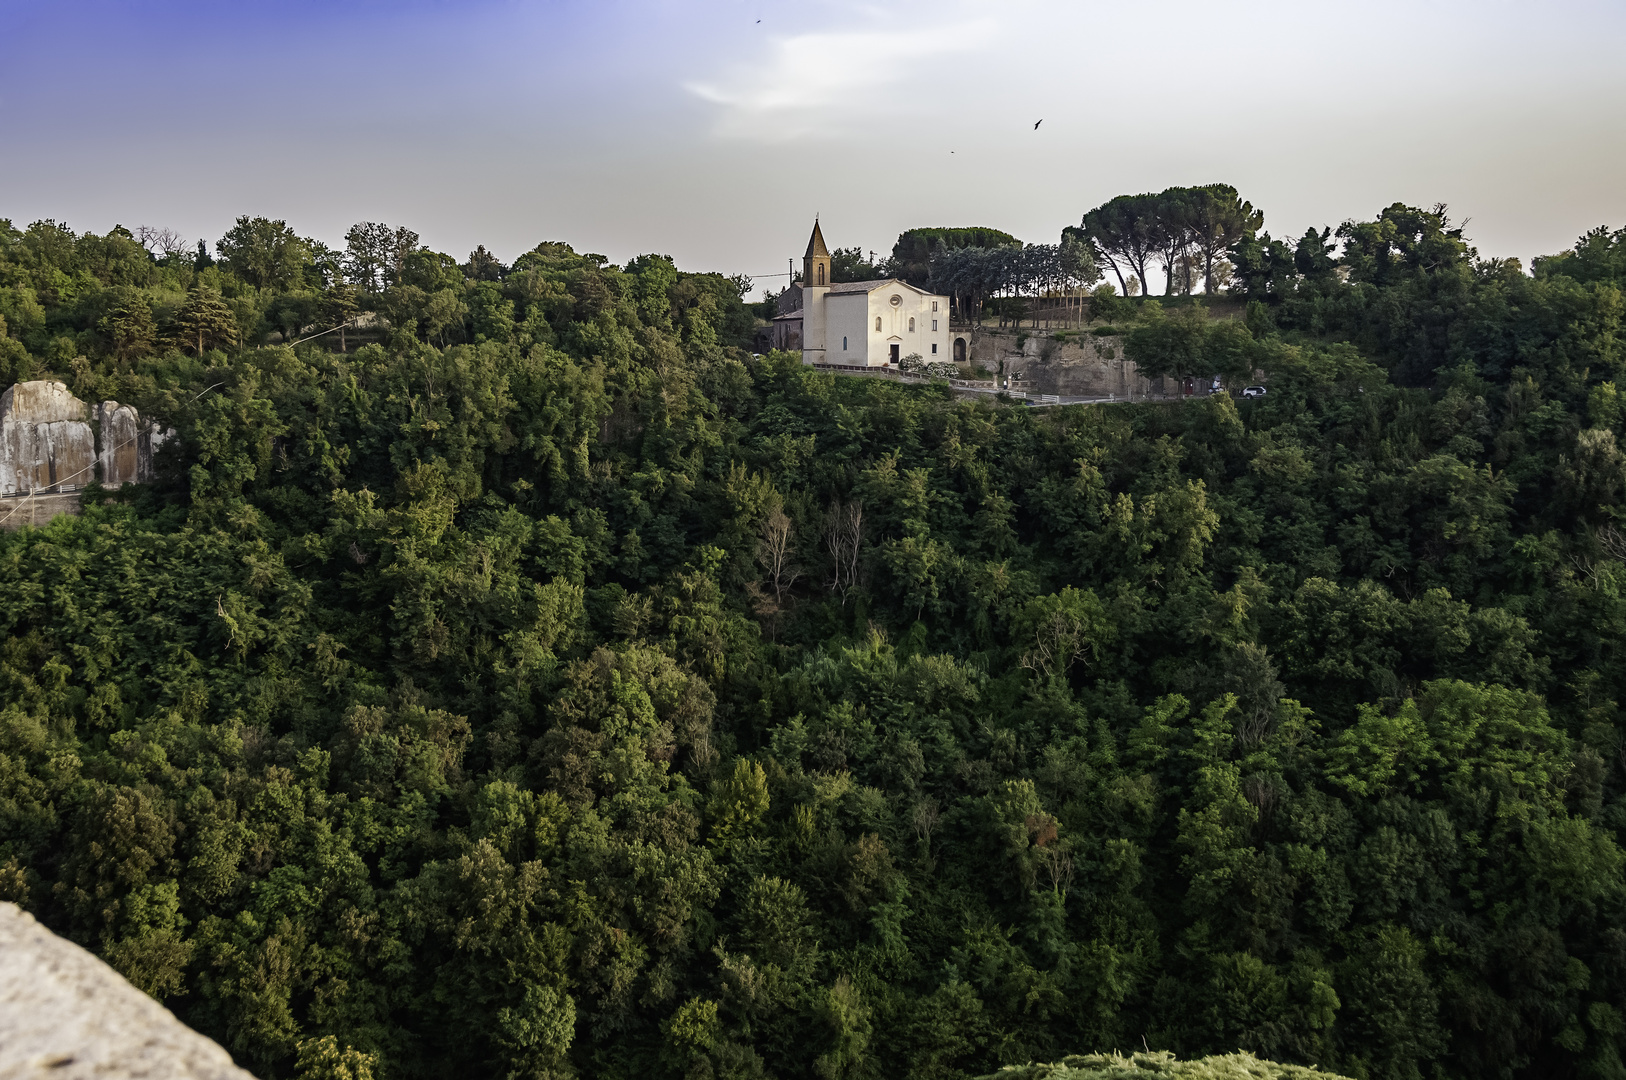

{"left": 0, "top": 902, "right": 257, "bottom": 1080}
{"left": 97, "top": 400, "right": 165, "bottom": 487}
{"left": 0, "top": 381, "right": 166, "bottom": 529}
{"left": 0, "top": 381, "right": 96, "bottom": 496}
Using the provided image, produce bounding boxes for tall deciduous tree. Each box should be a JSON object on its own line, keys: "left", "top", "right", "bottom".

{"left": 344, "top": 222, "right": 420, "bottom": 292}
{"left": 323, "top": 282, "right": 358, "bottom": 351}
{"left": 217, "top": 216, "right": 310, "bottom": 290}
{"left": 1059, "top": 235, "right": 1102, "bottom": 327}
{"left": 1337, "top": 203, "right": 1473, "bottom": 286}
{"left": 1534, "top": 225, "right": 1626, "bottom": 284}
{"left": 464, "top": 244, "right": 505, "bottom": 281}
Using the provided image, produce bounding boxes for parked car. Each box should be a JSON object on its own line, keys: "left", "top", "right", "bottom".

{"left": 1242, "top": 385, "right": 1267, "bottom": 398}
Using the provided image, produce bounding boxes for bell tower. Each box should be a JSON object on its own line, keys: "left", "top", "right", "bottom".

{"left": 803, "top": 218, "right": 831, "bottom": 288}
{"left": 801, "top": 219, "right": 830, "bottom": 366}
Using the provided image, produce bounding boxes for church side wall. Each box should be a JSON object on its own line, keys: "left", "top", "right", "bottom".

{"left": 826, "top": 296, "right": 872, "bottom": 365}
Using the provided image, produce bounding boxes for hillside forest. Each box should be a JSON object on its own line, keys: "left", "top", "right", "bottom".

{"left": 0, "top": 199, "right": 1625, "bottom": 1080}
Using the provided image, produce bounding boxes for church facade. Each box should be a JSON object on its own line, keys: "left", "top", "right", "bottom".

{"left": 775, "top": 221, "right": 955, "bottom": 368}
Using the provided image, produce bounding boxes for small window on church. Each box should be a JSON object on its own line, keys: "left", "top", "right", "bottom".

{"left": 875, "top": 317, "right": 881, "bottom": 332}
{"left": 843, "top": 337, "right": 848, "bottom": 350}
{"left": 817, "top": 265, "right": 824, "bottom": 285}
{"left": 909, "top": 317, "right": 915, "bottom": 332}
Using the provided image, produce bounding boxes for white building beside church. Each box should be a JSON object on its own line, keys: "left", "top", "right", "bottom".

{"left": 775, "top": 221, "right": 961, "bottom": 368}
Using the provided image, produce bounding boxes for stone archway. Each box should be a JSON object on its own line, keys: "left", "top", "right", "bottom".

{"left": 953, "top": 337, "right": 966, "bottom": 363}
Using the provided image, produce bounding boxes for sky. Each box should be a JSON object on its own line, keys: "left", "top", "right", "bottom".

{"left": 2, "top": 0, "right": 1624, "bottom": 297}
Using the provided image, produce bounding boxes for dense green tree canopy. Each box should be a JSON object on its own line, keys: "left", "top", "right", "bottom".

{"left": 1076, "top": 186, "right": 1263, "bottom": 299}
{"left": 892, "top": 228, "right": 1023, "bottom": 288}
{"left": 0, "top": 206, "right": 1624, "bottom": 1080}
{"left": 217, "top": 216, "right": 312, "bottom": 291}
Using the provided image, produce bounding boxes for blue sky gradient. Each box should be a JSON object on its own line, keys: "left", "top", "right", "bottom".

{"left": 3, "top": 0, "right": 1623, "bottom": 294}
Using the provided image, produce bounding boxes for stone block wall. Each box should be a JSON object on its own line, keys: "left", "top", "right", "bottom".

{"left": 961, "top": 327, "right": 1181, "bottom": 399}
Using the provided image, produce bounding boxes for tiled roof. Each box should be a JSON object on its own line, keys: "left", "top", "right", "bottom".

{"left": 827, "top": 279, "right": 899, "bottom": 294}
{"left": 773, "top": 309, "right": 803, "bottom": 321}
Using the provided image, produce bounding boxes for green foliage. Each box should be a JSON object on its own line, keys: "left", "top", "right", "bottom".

{"left": 171, "top": 283, "right": 239, "bottom": 355}
{"left": 296, "top": 1036, "right": 379, "bottom": 1080}
{"left": 829, "top": 247, "right": 888, "bottom": 284}
{"left": 1535, "top": 226, "right": 1626, "bottom": 285}
{"left": 979, "top": 1051, "right": 1351, "bottom": 1080}
{"left": 217, "top": 216, "right": 312, "bottom": 291}
{"left": 893, "top": 227, "right": 1023, "bottom": 287}
{"left": 1075, "top": 185, "right": 1259, "bottom": 299}
{"left": 1, "top": 204, "right": 1625, "bottom": 1080}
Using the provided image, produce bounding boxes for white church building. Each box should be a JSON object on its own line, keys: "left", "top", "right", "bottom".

{"left": 774, "top": 221, "right": 959, "bottom": 368}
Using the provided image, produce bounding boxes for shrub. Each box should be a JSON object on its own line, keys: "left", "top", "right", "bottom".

{"left": 978, "top": 1051, "right": 1353, "bottom": 1080}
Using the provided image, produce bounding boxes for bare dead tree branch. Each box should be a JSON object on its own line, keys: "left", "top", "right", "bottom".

{"left": 756, "top": 506, "right": 800, "bottom": 640}
{"left": 135, "top": 225, "right": 189, "bottom": 257}
{"left": 823, "top": 499, "right": 864, "bottom": 597}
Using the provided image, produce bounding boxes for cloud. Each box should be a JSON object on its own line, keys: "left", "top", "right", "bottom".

{"left": 686, "top": 17, "right": 995, "bottom": 140}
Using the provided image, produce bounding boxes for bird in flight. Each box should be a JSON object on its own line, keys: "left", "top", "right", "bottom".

{"left": 1033, "top": 119, "right": 1043, "bottom": 129}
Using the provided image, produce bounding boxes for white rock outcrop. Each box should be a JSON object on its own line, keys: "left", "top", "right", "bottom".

{"left": 0, "top": 902, "right": 257, "bottom": 1080}
{"left": 0, "top": 381, "right": 96, "bottom": 496}
{"left": 97, "top": 400, "right": 165, "bottom": 487}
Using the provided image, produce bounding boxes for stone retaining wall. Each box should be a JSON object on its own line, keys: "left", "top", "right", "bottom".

{"left": 962, "top": 327, "right": 1180, "bottom": 399}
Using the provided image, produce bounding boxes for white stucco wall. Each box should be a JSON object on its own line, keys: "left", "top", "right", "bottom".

{"left": 824, "top": 295, "right": 870, "bottom": 365}
{"left": 800, "top": 285, "right": 829, "bottom": 364}
{"left": 811, "top": 281, "right": 950, "bottom": 367}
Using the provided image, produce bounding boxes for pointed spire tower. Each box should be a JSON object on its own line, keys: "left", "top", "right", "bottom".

{"left": 800, "top": 219, "right": 830, "bottom": 366}
{"left": 804, "top": 218, "right": 831, "bottom": 288}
